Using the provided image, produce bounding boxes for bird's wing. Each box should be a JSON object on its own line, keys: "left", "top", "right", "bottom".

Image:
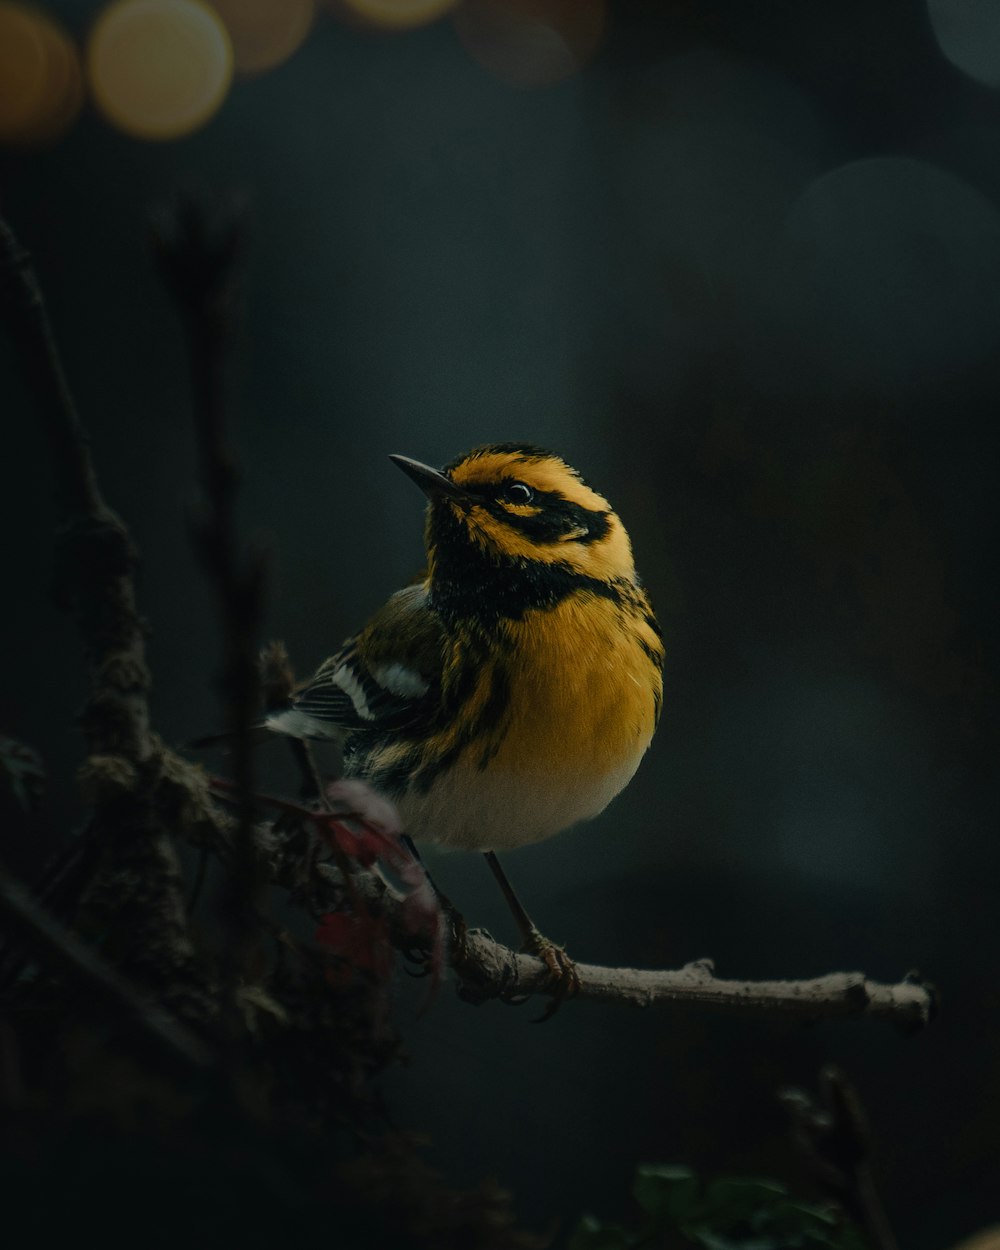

{"left": 268, "top": 582, "right": 444, "bottom": 739}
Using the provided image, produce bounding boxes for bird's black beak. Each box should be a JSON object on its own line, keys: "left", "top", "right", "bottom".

{"left": 389, "top": 454, "right": 467, "bottom": 502}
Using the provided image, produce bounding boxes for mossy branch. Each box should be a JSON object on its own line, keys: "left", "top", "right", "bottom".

{"left": 0, "top": 212, "right": 208, "bottom": 1022}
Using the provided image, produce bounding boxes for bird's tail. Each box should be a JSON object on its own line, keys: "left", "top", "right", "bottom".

{"left": 185, "top": 708, "right": 343, "bottom": 752}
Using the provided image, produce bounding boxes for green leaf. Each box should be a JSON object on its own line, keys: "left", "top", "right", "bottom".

{"left": 765, "top": 1199, "right": 838, "bottom": 1228}
{"left": 695, "top": 1232, "right": 777, "bottom": 1250}
{"left": 567, "top": 1214, "right": 634, "bottom": 1250}
{"left": 703, "top": 1178, "right": 790, "bottom": 1223}
{"left": 758, "top": 1197, "right": 844, "bottom": 1245}
{"left": 835, "top": 1225, "right": 870, "bottom": 1250}
{"left": 575, "top": 1164, "right": 870, "bottom": 1250}
{"left": 633, "top": 1164, "right": 702, "bottom": 1226}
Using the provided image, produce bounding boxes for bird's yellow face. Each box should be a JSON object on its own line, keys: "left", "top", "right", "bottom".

{"left": 433, "top": 443, "right": 637, "bottom": 585}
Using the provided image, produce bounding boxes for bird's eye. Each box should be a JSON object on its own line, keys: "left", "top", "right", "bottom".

{"left": 503, "top": 482, "right": 534, "bottom": 505}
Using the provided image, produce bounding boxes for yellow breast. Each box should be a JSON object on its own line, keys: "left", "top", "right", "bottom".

{"left": 400, "top": 590, "right": 662, "bottom": 851}
{"left": 497, "top": 592, "right": 660, "bottom": 778}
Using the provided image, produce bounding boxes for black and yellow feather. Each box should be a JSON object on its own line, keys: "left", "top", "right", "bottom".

{"left": 268, "top": 444, "right": 664, "bottom": 852}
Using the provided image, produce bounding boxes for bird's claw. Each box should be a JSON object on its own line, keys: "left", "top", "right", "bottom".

{"left": 523, "top": 927, "right": 579, "bottom": 1022}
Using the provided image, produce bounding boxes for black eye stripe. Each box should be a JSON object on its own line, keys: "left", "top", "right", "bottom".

{"left": 475, "top": 487, "right": 610, "bottom": 545}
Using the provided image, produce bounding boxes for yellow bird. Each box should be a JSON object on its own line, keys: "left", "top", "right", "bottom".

{"left": 268, "top": 443, "right": 664, "bottom": 984}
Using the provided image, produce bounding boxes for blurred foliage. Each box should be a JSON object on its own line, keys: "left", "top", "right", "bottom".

{"left": 569, "top": 1165, "right": 867, "bottom": 1250}
{"left": 0, "top": 735, "right": 44, "bottom": 813}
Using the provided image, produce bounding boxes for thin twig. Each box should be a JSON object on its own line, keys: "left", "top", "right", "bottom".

{"left": 0, "top": 220, "right": 101, "bottom": 518}
{"left": 151, "top": 191, "right": 266, "bottom": 980}
{"left": 0, "top": 214, "right": 148, "bottom": 760}
{"left": 781, "top": 1066, "right": 900, "bottom": 1250}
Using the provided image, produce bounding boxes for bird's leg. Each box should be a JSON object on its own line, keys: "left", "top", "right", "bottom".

{"left": 482, "top": 851, "right": 579, "bottom": 1016}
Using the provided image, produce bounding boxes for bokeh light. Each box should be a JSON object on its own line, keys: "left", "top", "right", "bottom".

{"left": 610, "top": 49, "right": 821, "bottom": 407}
{"left": 927, "top": 0, "right": 1000, "bottom": 89}
{"left": 328, "top": 0, "right": 459, "bottom": 34}
{"left": 453, "top": 0, "right": 606, "bottom": 89}
{"left": 951, "top": 1229, "right": 1000, "bottom": 1250}
{"left": 87, "top": 0, "right": 233, "bottom": 141}
{"left": 0, "top": 3, "right": 83, "bottom": 146}
{"left": 617, "top": 51, "right": 820, "bottom": 286}
{"left": 210, "top": 0, "right": 314, "bottom": 76}
{"left": 752, "top": 156, "right": 1000, "bottom": 399}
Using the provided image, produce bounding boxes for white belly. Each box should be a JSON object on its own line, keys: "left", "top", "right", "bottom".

{"left": 396, "top": 748, "right": 645, "bottom": 852}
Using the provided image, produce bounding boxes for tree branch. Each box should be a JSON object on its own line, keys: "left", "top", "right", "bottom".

{"left": 243, "top": 815, "right": 935, "bottom": 1030}
{"left": 457, "top": 939, "right": 931, "bottom": 1027}
{"left": 352, "top": 866, "right": 932, "bottom": 1028}
{"left": 150, "top": 191, "right": 266, "bottom": 982}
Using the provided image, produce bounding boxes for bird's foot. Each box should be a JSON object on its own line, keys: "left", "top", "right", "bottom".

{"left": 402, "top": 897, "right": 468, "bottom": 977}
{"left": 522, "top": 927, "right": 579, "bottom": 1021}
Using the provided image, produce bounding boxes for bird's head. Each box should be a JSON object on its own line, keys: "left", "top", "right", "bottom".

{"left": 390, "top": 443, "right": 636, "bottom": 588}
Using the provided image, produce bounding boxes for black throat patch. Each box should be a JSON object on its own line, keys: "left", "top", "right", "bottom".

{"left": 428, "top": 500, "right": 622, "bottom": 627}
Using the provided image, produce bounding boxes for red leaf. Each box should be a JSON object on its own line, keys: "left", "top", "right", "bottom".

{"left": 315, "top": 910, "right": 393, "bottom": 986}
{"left": 209, "top": 775, "right": 446, "bottom": 995}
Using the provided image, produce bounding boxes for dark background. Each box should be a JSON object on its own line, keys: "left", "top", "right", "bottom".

{"left": 2, "top": 1, "right": 998, "bottom": 1245}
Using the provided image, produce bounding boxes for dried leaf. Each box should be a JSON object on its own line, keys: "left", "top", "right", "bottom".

{"left": 315, "top": 910, "right": 394, "bottom": 987}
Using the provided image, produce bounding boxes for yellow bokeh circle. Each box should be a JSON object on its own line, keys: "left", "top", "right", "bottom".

{"left": 0, "top": 3, "right": 83, "bottom": 146}
{"left": 454, "top": 0, "right": 607, "bottom": 88}
{"left": 950, "top": 1230, "right": 1000, "bottom": 1250}
{"left": 88, "top": 0, "right": 233, "bottom": 141}
{"left": 328, "top": 0, "right": 459, "bottom": 34}
{"left": 210, "top": 0, "right": 315, "bottom": 76}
